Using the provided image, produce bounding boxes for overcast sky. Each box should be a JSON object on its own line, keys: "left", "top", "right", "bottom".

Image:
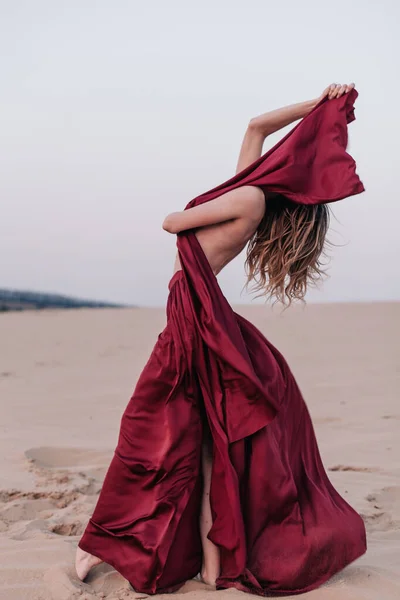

{"left": 0, "top": 1, "right": 398, "bottom": 306}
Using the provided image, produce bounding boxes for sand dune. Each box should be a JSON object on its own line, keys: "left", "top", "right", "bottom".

{"left": 0, "top": 302, "right": 399, "bottom": 599}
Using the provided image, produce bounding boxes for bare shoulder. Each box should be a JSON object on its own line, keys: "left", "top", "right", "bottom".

{"left": 237, "top": 185, "right": 266, "bottom": 222}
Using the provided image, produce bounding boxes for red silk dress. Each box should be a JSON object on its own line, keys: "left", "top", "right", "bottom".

{"left": 78, "top": 90, "right": 367, "bottom": 595}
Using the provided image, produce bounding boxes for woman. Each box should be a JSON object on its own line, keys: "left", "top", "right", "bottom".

{"left": 76, "top": 83, "right": 366, "bottom": 595}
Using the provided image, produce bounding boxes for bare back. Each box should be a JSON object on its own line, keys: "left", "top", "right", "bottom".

{"left": 173, "top": 189, "right": 266, "bottom": 276}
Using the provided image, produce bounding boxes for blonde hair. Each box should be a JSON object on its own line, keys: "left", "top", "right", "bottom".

{"left": 245, "top": 193, "right": 332, "bottom": 306}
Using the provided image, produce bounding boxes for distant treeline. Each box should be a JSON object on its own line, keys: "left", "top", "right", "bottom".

{"left": 0, "top": 289, "right": 127, "bottom": 312}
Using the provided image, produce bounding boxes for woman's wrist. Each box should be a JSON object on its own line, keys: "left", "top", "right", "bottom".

{"left": 249, "top": 97, "right": 320, "bottom": 139}
{"left": 301, "top": 98, "right": 319, "bottom": 116}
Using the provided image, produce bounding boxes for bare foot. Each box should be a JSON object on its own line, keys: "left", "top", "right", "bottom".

{"left": 75, "top": 545, "right": 103, "bottom": 581}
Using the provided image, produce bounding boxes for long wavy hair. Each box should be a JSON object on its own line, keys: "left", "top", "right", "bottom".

{"left": 245, "top": 193, "right": 332, "bottom": 306}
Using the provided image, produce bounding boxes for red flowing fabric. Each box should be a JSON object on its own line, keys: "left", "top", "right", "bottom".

{"left": 79, "top": 90, "right": 366, "bottom": 595}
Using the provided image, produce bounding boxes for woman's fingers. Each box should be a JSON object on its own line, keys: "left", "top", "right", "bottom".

{"left": 320, "top": 85, "right": 331, "bottom": 100}
{"left": 320, "top": 82, "right": 355, "bottom": 103}
{"left": 327, "top": 82, "right": 355, "bottom": 99}
{"left": 328, "top": 83, "right": 336, "bottom": 99}
{"left": 328, "top": 83, "right": 340, "bottom": 99}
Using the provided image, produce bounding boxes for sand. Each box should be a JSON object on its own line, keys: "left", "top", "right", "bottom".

{"left": 0, "top": 302, "right": 399, "bottom": 600}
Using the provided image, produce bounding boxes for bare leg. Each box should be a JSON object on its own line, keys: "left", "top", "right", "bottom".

{"left": 75, "top": 545, "right": 103, "bottom": 581}
{"left": 75, "top": 432, "right": 220, "bottom": 585}
{"left": 200, "top": 428, "right": 220, "bottom": 586}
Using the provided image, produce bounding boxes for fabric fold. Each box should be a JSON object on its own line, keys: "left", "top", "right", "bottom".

{"left": 183, "top": 88, "right": 364, "bottom": 209}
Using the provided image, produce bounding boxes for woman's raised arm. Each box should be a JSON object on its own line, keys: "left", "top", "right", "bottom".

{"left": 235, "top": 83, "right": 355, "bottom": 174}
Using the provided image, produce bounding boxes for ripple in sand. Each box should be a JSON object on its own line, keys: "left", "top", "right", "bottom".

{"left": 329, "top": 465, "right": 381, "bottom": 473}
{"left": 25, "top": 446, "right": 111, "bottom": 471}
{"left": 51, "top": 521, "right": 85, "bottom": 536}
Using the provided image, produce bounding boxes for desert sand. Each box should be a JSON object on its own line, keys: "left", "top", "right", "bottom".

{"left": 0, "top": 301, "right": 399, "bottom": 600}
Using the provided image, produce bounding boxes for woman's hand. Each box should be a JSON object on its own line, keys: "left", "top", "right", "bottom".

{"left": 318, "top": 82, "right": 355, "bottom": 102}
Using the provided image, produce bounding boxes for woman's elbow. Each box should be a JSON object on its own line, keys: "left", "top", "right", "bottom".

{"left": 162, "top": 213, "right": 178, "bottom": 234}
{"left": 248, "top": 117, "right": 270, "bottom": 137}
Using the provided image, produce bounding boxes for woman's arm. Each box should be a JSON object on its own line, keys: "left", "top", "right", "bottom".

{"left": 162, "top": 84, "right": 355, "bottom": 234}
{"left": 162, "top": 186, "right": 263, "bottom": 234}
{"left": 235, "top": 83, "right": 355, "bottom": 174}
